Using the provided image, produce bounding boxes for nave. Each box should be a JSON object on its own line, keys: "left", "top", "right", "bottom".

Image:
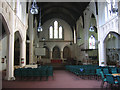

{"left": 0, "top": 0, "right": 120, "bottom": 89}
{"left": 2, "top": 70, "right": 101, "bottom": 88}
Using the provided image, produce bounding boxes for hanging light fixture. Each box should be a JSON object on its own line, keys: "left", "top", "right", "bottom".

{"left": 37, "top": 8, "right": 43, "bottom": 32}
{"left": 42, "top": 37, "right": 46, "bottom": 48}
{"left": 89, "top": 24, "right": 94, "bottom": 32}
{"left": 30, "top": 0, "right": 38, "bottom": 14}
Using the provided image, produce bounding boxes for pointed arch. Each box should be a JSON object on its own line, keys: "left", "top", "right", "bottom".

{"left": 63, "top": 46, "right": 71, "bottom": 59}
{"left": 41, "top": 46, "right": 50, "bottom": 59}
{"left": 52, "top": 46, "right": 60, "bottom": 59}
{"left": 0, "top": 14, "right": 10, "bottom": 40}
{"left": 14, "top": 31, "right": 22, "bottom": 65}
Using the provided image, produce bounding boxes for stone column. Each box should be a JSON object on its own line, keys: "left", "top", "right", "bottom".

{"left": 29, "top": 14, "right": 34, "bottom": 64}
{"left": 60, "top": 51, "right": 63, "bottom": 59}
{"left": 5, "top": 33, "right": 15, "bottom": 80}
{"left": 50, "top": 51, "right": 52, "bottom": 59}
{"left": 60, "top": 51, "right": 63, "bottom": 63}
{"left": 20, "top": 39, "right": 26, "bottom": 67}
{"left": 84, "top": 12, "right": 91, "bottom": 49}
{"left": 119, "top": 2, "right": 120, "bottom": 34}
{"left": 98, "top": 40, "right": 107, "bottom": 66}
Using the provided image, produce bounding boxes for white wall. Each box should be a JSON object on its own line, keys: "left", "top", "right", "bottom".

{"left": 106, "top": 35, "right": 120, "bottom": 48}
{"left": 38, "top": 18, "right": 73, "bottom": 51}
{"left": 39, "top": 18, "right": 73, "bottom": 41}
{"left": 0, "top": 36, "right": 7, "bottom": 71}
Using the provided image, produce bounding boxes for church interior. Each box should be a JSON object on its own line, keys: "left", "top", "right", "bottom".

{"left": 0, "top": 0, "right": 120, "bottom": 89}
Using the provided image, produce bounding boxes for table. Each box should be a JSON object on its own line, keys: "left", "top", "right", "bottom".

{"left": 112, "top": 73, "right": 120, "bottom": 76}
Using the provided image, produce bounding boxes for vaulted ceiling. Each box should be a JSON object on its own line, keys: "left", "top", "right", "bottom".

{"left": 35, "top": 2, "right": 90, "bottom": 29}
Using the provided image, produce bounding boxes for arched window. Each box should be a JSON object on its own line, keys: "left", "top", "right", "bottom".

{"left": 49, "top": 26, "right": 53, "bottom": 39}
{"left": 89, "top": 35, "right": 95, "bottom": 49}
{"left": 49, "top": 21, "right": 63, "bottom": 39}
{"left": 54, "top": 21, "right": 58, "bottom": 39}
{"left": 59, "top": 26, "right": 62, "bottom": 39}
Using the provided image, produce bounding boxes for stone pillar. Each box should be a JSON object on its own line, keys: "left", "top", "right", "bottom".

{"left": 20, "top": 39, "right": 26, "bottom": 67}
{"left": 5, "top": 33, "right": 15, "bottom": 80}
{"left": 60, "top": 51, "right": 63, "bottom": 59}
{"left": 29, "top": 14, "right": 34, "bottom": 64}
{"left": 119, "top": 2, "right": 120, "bottom": 34}
{"left": 50, "top": 51, "right": 52, "bottom": 59}
{"left": 60, "top": 51, "right": 63, "bottom": 63}
{"left": 98, "top": 40, "right": 107, "bottom": 66}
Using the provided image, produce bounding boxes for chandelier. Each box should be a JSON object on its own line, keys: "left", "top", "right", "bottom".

{"left": 30, "top": 0, "right": 39, "bottom": 14}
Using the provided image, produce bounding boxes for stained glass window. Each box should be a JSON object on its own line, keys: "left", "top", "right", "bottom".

{"left": 89, "top": 35, "right": 95, "bottom": 49}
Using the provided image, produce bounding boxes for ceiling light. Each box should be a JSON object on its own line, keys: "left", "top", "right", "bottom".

{"left": 37, "top": 8, "right": 43, "bottom": 32}
{"left": 89, "top": 25, "right": 94, "bottom": 32}
{"left": 30, "top": 0, "right": 38, "bottom": 14}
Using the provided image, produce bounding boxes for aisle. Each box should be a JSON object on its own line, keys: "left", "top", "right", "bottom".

{"left": 2, "top": 70, "right": 101, "bottom": 88}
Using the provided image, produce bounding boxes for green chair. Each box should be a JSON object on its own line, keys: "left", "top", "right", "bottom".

{"left": 40, "top": 66, "right": 48, "bottom": 81}
{"left": 116, "top": 76, "right": 120, "bottom": 85}
{"left": 103, "top": 68, "right": 109, "bottom": 75}
{"left": 117, "top": 68, "right": 120, "bottom": 73}
{"left": 32, "top": 68, "right": 42, "bottom": 80}
{"left": 110, "top": 68, "right": 117, "bottom": 74}
{"left": 27, "top": 68, "right": 33, "bottom": 80}
{"left": 21, "top": 68, "right": 28, "bottom": 80}
{"left": 100, "top": 71, "right": 107, "bottom": 88}
{"left": 96, "top": 68, "right": 102, "bottom": 80}
{"left": 47, "top": 66, "right": 54, "bottom": 80}
{"left": 106, "top": 74, "right": 118, "bottom": 88}
{"left": 14, "top": 68, "right": 22, "bottom": 80}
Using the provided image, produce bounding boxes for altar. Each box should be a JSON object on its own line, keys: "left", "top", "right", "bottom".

{"left": 51, "top": 59, "right": 62, "bottom": 63}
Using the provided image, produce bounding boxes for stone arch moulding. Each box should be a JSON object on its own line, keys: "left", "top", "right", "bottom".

{"left": 0, "top": 13, "right": 10, "bottom": 35}
{"left": 53, "top": 45, "right": 60, "bottom": 50}
{"left": 63, "top": 45, "right": 71, "bottom": 51}
{"left": 14, "top": 31, "right": 23, "bottom": 42}
{"left": 89, "top": 13, "right": 97, "bottom": 26}
{"left": 88, "top": 2, "right": 98, "bottom": 20}
{"left": 103, "top": 31, "right": 120, "bottom": 43}
{"left": 51, "top": 45, "right": 61, "bottom": 52}
{"left": 14, "top": 29, "right": 25, "bottom": 42}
